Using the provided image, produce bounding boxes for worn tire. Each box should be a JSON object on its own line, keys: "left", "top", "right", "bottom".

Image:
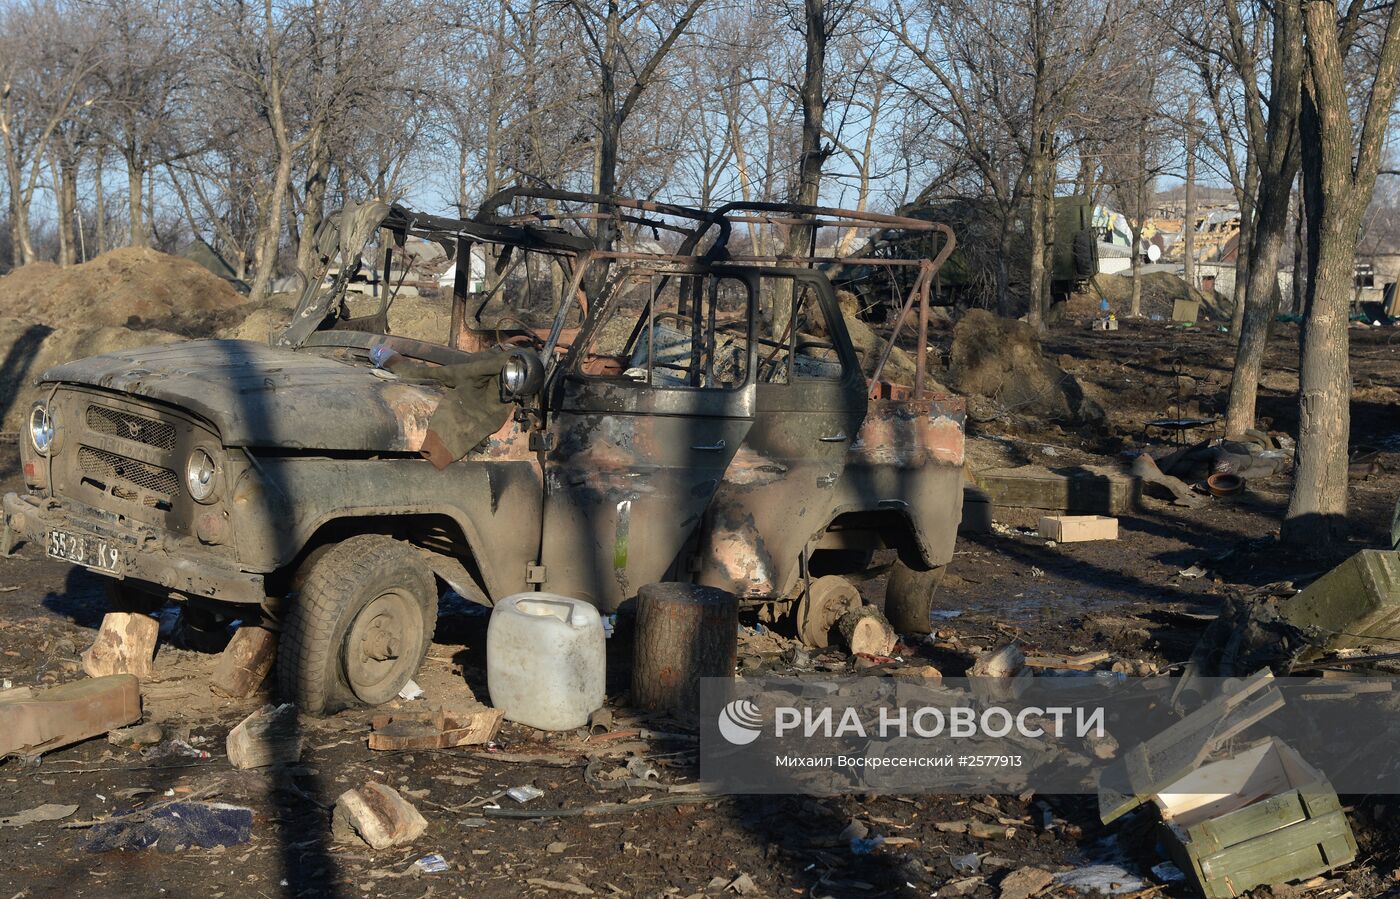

{"left": 883, "top": 562, "right": 947, "bottom": 635}
{"left": 278, "top": 535, "right": 438, "bottom": 716}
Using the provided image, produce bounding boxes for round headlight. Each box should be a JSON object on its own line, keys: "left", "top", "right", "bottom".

{"left": 500, "top": 349, "right": 544, "bottom": 398}
{"left": 186, "top": 448, "right": 218, "bottom": 502}
{"left": 29, "top": 404, "right": 54, "bottom": 455}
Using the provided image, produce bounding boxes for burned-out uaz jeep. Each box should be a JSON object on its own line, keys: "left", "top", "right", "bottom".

{"left": 4, "top": 190, "right": 965, "bottom": 713}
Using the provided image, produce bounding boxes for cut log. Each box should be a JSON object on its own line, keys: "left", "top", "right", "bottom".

{"left": 369, "top": 706, "right": 504, "bottom": 750}
{"left": 331, "top": 782, "right": 427, "bottom": 849}
{"left": 836, "top": 607, "right": 897, "bottom": 657}
{"left": 632, "top": 583, "right": 738, "bottom": 715}
{"left": 0, "top": 675, "right": 142, "bottom": 758}
{"left": 226, "top": 702, "right": 302, "bottom": 769}
{"left": 210, "top": 626, "right": 277, "bottom": 699}
{"left": 81, "top": 612, "right": 159, "bottom": 679}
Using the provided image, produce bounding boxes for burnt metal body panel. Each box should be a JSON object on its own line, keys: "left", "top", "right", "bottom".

{"left": 40, "top": 340, "right": 441, "bottom": 452}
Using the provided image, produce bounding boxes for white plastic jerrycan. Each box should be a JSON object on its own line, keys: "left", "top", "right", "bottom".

{"left": 487, "top": 592, "right": 606, "bottom": 731}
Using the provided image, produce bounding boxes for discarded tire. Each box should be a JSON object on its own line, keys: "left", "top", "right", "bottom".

{"left": 884, "top": 562, "right": 947, "bottom": 635}
{"left": 278, "top": 535, "right": 437, "bottom": 715}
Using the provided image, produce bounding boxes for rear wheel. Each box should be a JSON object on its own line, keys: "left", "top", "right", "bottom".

{"left": 884, "top": 562, "right": 947, "bottom": 635}
{"left": 278, "top": 535, "right": 437, "bottom": 715}
{"left": 795, "top": 575, "right": 861, "bottom": 648}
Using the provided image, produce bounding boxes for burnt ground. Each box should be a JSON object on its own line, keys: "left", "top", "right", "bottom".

{"left": 1, "top": 318, "right": 1399, "bottom": 898}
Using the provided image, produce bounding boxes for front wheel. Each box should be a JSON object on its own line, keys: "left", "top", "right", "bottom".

{"left": 883, "top": 562, "right": 947, "bottom": 635}
{"left": 278, "top": 535, "right": 438, "bottom": 715}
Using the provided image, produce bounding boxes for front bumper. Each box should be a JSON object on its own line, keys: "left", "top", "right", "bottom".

{"left": 3, "top": 491, "right": 265, "bottom": 604}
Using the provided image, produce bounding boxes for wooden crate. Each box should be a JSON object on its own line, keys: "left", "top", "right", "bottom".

{"left": 1038, "top": 514, "right": 1118, "bottom": 542}
{"left": 1152, "top": 738, "right": 1356, "bottom": 899}
{"left": 974, "top": 465, "right": 1141, "bottom": 515}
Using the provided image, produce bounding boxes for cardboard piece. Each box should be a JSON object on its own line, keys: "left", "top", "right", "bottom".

{"left": 1039, "top": 515, "right": 1119, "bottom": 542}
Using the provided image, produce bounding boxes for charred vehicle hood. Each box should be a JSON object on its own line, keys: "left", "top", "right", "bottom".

{"left": 40, "top": 339, "right": 442, "bottom": 452}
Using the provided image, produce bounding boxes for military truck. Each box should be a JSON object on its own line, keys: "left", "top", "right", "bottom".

{"left": 4, "top": 190, "right": 966, "bottom": 714}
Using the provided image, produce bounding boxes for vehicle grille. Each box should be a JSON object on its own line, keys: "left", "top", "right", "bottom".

{"left": 86, "top": 405, "right": 178, "bottom": 451}
{"left": 78, "top": 445, "right": 181, "bottom": 498}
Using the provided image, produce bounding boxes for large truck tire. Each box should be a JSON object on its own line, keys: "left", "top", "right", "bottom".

{"left": 883, "top": 561, "right": 947, "bottom": 635}
{"left": 278, "top": 535, "right": 437, "bottom": 715}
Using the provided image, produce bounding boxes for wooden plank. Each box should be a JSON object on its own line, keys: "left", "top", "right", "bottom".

{"left": 1024, "top": 651, "right": 1111, "bottom": 671}
{"left": 974, "top": 465, "right": 1141, "bottom": 515}
{"left": 0, "top": 675, "right": 142, "bottom": 758}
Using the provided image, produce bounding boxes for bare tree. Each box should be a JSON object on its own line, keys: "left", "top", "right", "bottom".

{"left": 1282, "top": 0, "right": 1400, "bottom": 548}
{"left": 0, "top": 0, "right": 100, "bottom": 266}
{"left": 1220, "top": 0, "right": 1305, "bottom": 436}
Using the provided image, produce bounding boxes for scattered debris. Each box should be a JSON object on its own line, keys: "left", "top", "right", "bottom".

{"left": 1052, "top": 864, "right": 1146, "bottom": 895}
{"left": 0, "top": 803, "right": 78, "bottom": 827}
{"left": 332, "top": 783, "right": 428, "bottom": 849}
{"left": 951, "top": 851, "right": 982, "bottom": 874}
{"left": 397, "top": 679, "right": 425, "bottom": 701}
{"left": 79, "top": 802, "right": 253, "bottom": 852}
{"left": 506, "top": 785, "right": 545, "bottom": 804}
{"left": 369, "top": 706, "right": 504, "bottom": 750}
{"left": 999, "top": 866, "right": 1054, "bottom": 899}
{"left": 0, "top": 674, "right": 142, "bottom": 759}
{"left": 1023, "top": 651, "right": 1111, "bottom": 671}
{"left": 525, "top": 878, "right": 594, "bottom": 895}
{"left": 81, "top": 613, "right": 159, "bottom": 680}
{"left": 970, "top": 644, "right": 1026, "bottom": 679}
{"left": 107, "top": 722, "right": 165, "bottom": 749}
{"left": 411, "top": 853, "right": 449, "bottom": 874}
{"left": 1177, "top": 565, "right": 1206, "bottom": 579}
{"left": 226, "top": 702, "right": 302, "bottom": 769}
{"left": 1130, "top": 453, "right": 1204, "bottom": 508}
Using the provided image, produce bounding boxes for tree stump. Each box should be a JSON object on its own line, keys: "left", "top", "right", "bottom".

{"left": 82, "top": 612, "right": 159, "bottom": 679}
{"left": 632, "top": 583, "right": 738, "bottom": 715}
{"left": 836, "top": 606, "right": 897, "bottom": 657}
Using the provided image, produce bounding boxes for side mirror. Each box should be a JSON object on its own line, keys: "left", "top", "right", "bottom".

{"left": 500, "top": 348, "right": 545, "bottom": 400}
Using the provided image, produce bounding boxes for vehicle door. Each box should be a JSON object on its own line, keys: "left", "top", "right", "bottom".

{"left": 539, "top": 267, "right": 757, "bottom": 611}
{"left": 695, "top": 270, "right": 868, "bottom": 598}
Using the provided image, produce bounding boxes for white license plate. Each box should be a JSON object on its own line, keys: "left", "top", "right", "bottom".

{"left": 47, "top": 529, "right": 123, "bottom": 574}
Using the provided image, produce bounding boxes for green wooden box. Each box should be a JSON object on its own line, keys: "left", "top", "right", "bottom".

{"left": 1151, "top": 738, "right": 1356, "bottom": 898}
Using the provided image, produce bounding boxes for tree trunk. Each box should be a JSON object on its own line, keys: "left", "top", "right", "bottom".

{"left": 125, "top": 151, "right": 147, "bottom": 248}
{"left": 248, "top": 150, "right": 292, "bottom": 300}
{"left": 1183, "top": 107, "right": 1197, "bottom": 290}
{"left": 631, "top": 583, "right": 738, "bottom": 715}
{"left": 1224, "top": 0, "right": 1304, "bottom": 436}
{"left": 55, "top": 153, "right": 79, "bottom": 266}
{"left": 1282, "top": 0, "right": 1400, "bottom": 549}
{"left": 93, "top": 149, "right": 107, "bottom": 256}
{"left": 1231, "top": 153, "right": 1259, "bottom": 334}
{"left": 1026, "top": 145, "right": 1048, "bottom": 331}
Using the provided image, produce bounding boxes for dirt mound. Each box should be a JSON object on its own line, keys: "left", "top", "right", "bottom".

{"left": 949, "top": 309, "right": 1103, "bottom": 425}
{"left": 0, "top": 248, "right": 246, "bottom": 335}
{"left": 1066, "top": 272, "right": 1233, "bottom": 322}
{"left": 0, "top": 319, "right": 186, "bottom": 432}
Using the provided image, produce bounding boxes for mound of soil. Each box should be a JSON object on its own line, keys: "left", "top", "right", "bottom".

{"left": 0, "top": 319, "right": 186, "bottom": 431}
{"left": 949, "top": 309, "right": 1104, "bottom": 425}
{"left": 1066, "top": 271, "right": 1234, "bottom": 322}
{"left": 0, "top": 247, "right": 246, "bottom": 334}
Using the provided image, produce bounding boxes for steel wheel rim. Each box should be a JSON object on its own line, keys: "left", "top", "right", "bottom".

{"left": 343, "top": 590, "right": 421, "bottom": 702}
